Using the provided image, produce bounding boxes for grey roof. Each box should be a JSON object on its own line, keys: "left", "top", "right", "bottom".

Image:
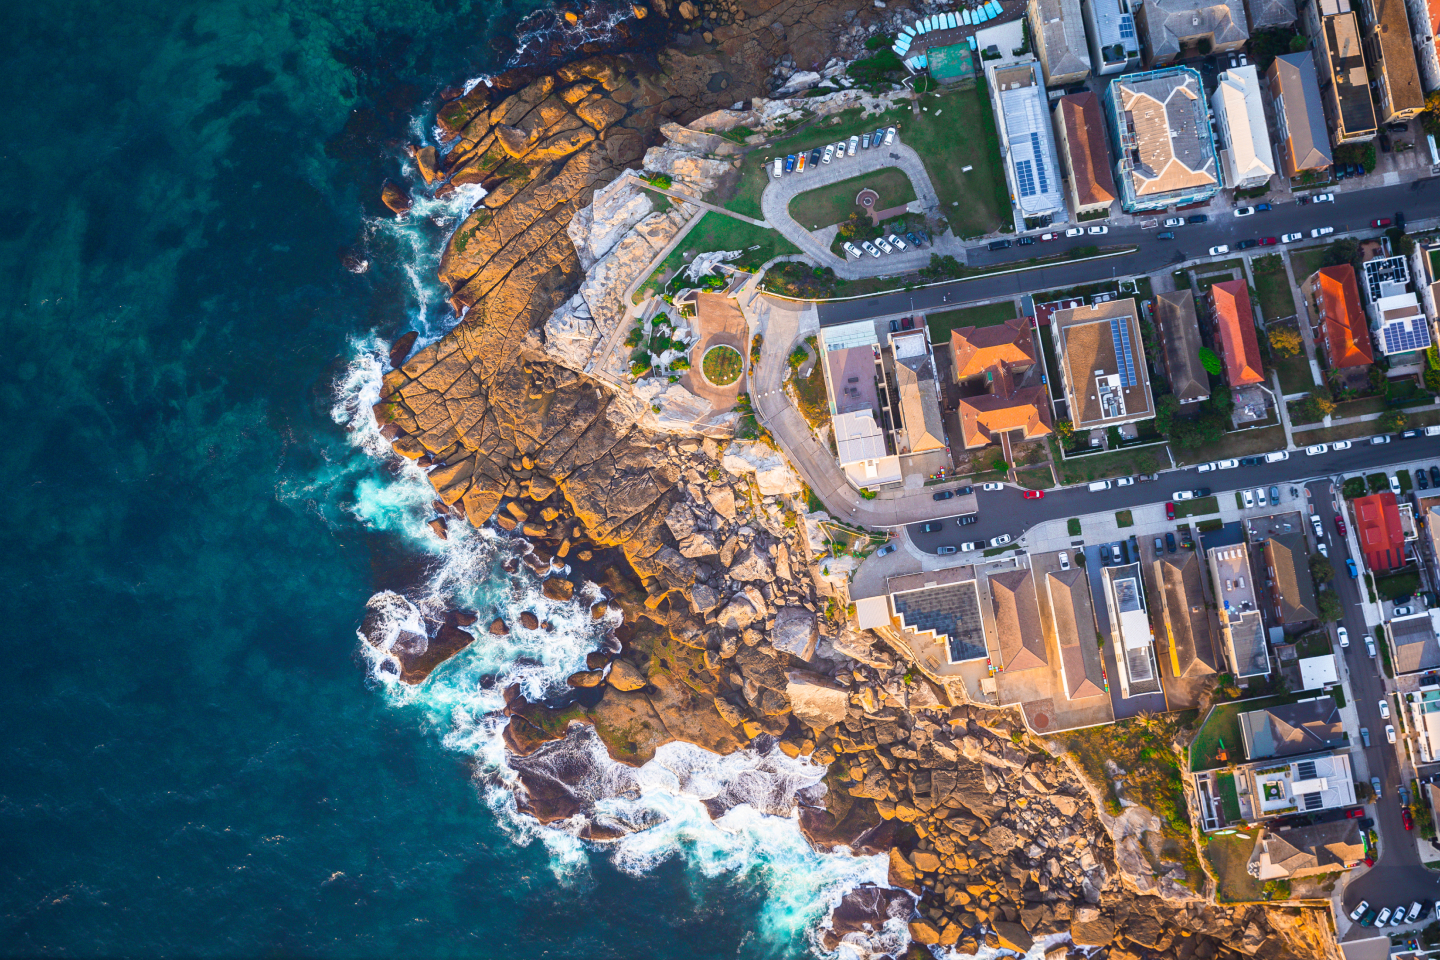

{"left": 1090, "top": 0, "right": 1140, "bottom": 57}
{"left": 893, "top": 580, "right": 988, "bottom": 663}
{"left": 996, "top": 62, "right": 1066, "bottom": 217}
{"left": 1265, "top": 532, "right": 1319, "bottom": 623}
{"left": 1154, "top": 550, "right": 1220, "bottom": 677}
{"left": 1269, "top": 52, "right": 1333, "bottom": 174}
{"left": 1140, "top": 0, "right": 1250, "bottom": 63}
{"left": 1154, "top": 290, "right": 1210, "bottom": 403}
{"left": 990, "top": 568, "right": 1048, "bottom": 671}
{"left": 1321, "top": 12, "right": 1377, "bottom": 138}
{"left": 1230, "top": 610, "right": 1270, "bottom": 677}
{"left": 1392, "top": 614, "right": 1440, "bottom": 674}
{"left": 1244, "top": 0, "right": 1296, "bottom": 29}
{"left": 1033, "top": 0, "right": 1091, "bottom": 82}
{"left": 1258, "top": 819, "right": 1365, "bottom": 878}
{"left": 1238, "top": 698, "right": 1345, "bottom": 760}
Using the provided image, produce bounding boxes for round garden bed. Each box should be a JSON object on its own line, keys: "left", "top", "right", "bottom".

{"left": 701, "top": 344, "right": 743, "bottom": 386}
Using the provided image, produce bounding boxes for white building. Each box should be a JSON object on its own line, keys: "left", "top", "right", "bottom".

{"left": 1240, "top": 751, "right": 1357, "bottom": 818}
{"left": 990, "top": 59, "right": 1067, "bottom": 225}
{"left": 1211, "top": 64, "right": 1275, "bottom": 190}
{"left": 1102, "top": 562, "right": 1159, "bottom": 698}
{"left": 833, "top": 410, "right": 902, "bottom": 488}
{"left": 1410, "top": 681, "right": 1440, "bottom": 763}
{"left": 1080, "top": 0, "right": 1141, "bottom": 76}
{"left": 1363, "top": 254, "right": 1434, "bottom": 356}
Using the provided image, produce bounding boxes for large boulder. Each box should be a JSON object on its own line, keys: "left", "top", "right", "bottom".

{"left": 727, "top": 543, "right": 774, "bottom": 582}
{"left": 715, "top": 586, "right": 766, "bottom": 630}
{"left": 772, "top": 606, "right": 818, "bottom": 660}
{"left": 608, "top": 659, "right": 648, "bottom": 691}
{"left": 721, "top": 441, "right": 801, "bottom": 496}
{"left": 785, "top": 670, "right": 848, "bottom": 729}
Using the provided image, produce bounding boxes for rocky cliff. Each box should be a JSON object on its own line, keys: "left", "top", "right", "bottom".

{"left": 363, "top": 19, "right": 1335, "bottom": 959}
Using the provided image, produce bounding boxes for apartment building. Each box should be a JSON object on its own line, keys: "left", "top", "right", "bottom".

{"left": 1081, "top": 0, "right": 1142, "bottom": 75}
{"left": 1211, "top": 64, "right": 1276, "bottom": 190}
{"left": 1053, "top": 92, "right": 1118, "bottom": 217}
{"left": 1102, "top": 67, "right": 1222, "bottom": 212}
{"left": 1029, "top": 0, "right": 1092, "bottom": 85}
{"left": 1308, "top": 0, "right": 1378, "bottom": 145}
{"left": 1357, "top": 0, "right": 1424, "bottom": 124}
{"left": 1134, "top": 0, "right": 1249, "bottom": 67}
{"left": 1266, "top": 51, "right": 1335, "bottom": 178}
{"left": 1052, "top": 298, "right": 1156, "bottom": 431}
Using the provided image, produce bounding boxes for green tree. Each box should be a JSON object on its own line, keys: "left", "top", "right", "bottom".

{"left": 1322, "top": 238, "right": 1360, "bottom": 269}
{"left": 1155, "top": 394, "right": 1180, "bottom": 434}
{"left": 1423, "top": 89, "right": 1440, "bottom": 136}
{"left": 1379, "top": 410, "right": 1408, "bottom": 432}
{"left": 1199, "top": 347, "right": 1222, "bottom": 375}
{"left": 1054, "top": 419, "right": 1074, "bottom": 443}
{"left": 1317, "top": 592, "right": 1343, "bottom": 622}
{"left": 1310, "top": 554, "right": 1334, "bottom": 582}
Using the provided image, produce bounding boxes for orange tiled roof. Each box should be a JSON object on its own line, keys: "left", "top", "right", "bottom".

{"left": 1353, "top": 492, "right": 1405, "bottom": 572}
{"left": 949, "top": 317, "right": 1037, "bottom": 381}
{"left": 1313, "top": 265, "right": 1374, "bottom": 369}
{"left": 957, "top": 386, "right": 1054, "bottom": 449}
{"left": 1058, "top": 92, "right": 1117, "bottom": 207}
{"left": 1209, "top": 279, "right": 1265, "bottom": 386}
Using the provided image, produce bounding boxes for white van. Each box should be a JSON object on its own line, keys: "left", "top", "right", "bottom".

{"left": 1088, "top": 480, "right": 1113, "bottom": 491}
{"left": 1264, "top": 451, "right": 1290, "bottom": 462}
{"left": 1426, "top": 426, "right": 1440, "bottom": 437}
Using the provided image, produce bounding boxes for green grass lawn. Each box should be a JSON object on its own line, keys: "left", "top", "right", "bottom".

{"left": 1015, "top": 466, "right": 1053, "bottom": 489}
{"left": 1271, "top": 342, "right": 1315, "bottom": 394}
{"left": 1055, "top": 445, "right": 1166, "bottom": 485}
{"left": 788, "top": 167, "right": 917, "bottom": 229}
{"left": 926, "top": 300, "right": 1018, "bottom": 341}
{"left": 1252, "top": 255, "right": 1297, "bottom": 321}
{"left": 1173, "top": 426, "right": 1286, "bottom": 465}
{"left": 1067, "top": 518, "right": 1081, "bottom": 536}
{"left": 1294, "top": 631, "right": 1332, "bottom": 657}
{"left": 634, "top": 212, "right": 798, "bottom": 302}
{"left": 1174, "top": 495, "right": 1219, "bottom": 518}
{"left": 905, "top": 85, "right": 1010, "bottom": 238}
{"left": 1288, "top": 246, "right": 1330, "bottom": 284}
{"left": 1116, "top": 509, "right": 1134, "bottom": 528}
{"left": 1205, "top": 831, "right": 1266, "bottom": 902}
{"left": 1191, "top": 695, "right": 1294, "bottom": 772}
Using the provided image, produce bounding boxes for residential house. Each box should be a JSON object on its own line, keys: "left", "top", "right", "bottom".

{"left": 1209, "top": 279, "right": 1265, "bottom": 387}
{"left": 1153, "top": 550, "right": 1222, "bottom": 679}
{"left": 1102, "top": 562, "right": 1160, "bottom": 698}
{"left": 1262, "top": 532, "right": 1319, "bottom": 625}
{"left": 1054, "top": 92, "right": 1117, "bottom": 218}
{"left": 1250, "top": 820, "right": 1366, "bottom": 879}
{"left": 1102, "top": 67, "right": 1222, "bottom": 213}
{"left": 1309, "top": 0, "right": 1378, "bottom": 145}
{"left": 891, "top": 329, "right": 947, "bottom": 456}
{"left": 1358, "top": 0, "right": 1424, "bottom": 124}
{"left": 1245, "top": 0, "right": 1298, "bottom": 28}
{"left": 1212, "top": 65, "right": 1276, "bottom": 189}
{"left": 1052, "top": 298, "right": 1156, "bottom": 430}
{"left": 833, "top": 410, "right": 902, "bottom": 488}
{"left": 1046, "top": 566, "right": 1108, "bottom": 699}
{"left": 1238, "top": 698, "right": 1346, "bottom": 760}
{"left": 884, "top": 567, "right": 990, "bottom": 664}
{"left": 1391, "top": 612, "right": 1440, "bottom": 674}
{"left": 1209, "top": 542, "right": 1271, "bottom": 677}
{"left": 991, "top": 60, "right": 1067, "bottom": 225}
{"left": 1362, "top": 254, "right": 1433, "bottom": 357}
{"left": 990, "top": 568, "right": 1049, "bottom": 672}
{"left": 1134, "top": 0, "right": 1249, "bottom": 66}
{"left": 1081, "top": 0, "right": 1142, "bottom": 75}
{"left": 1352, "top": 491, "right": 1405, "bottom": 572}
{"left": 1153, "top": 289, "right": 1210, "bottom": 404}
{"left": 1305, "top": 264, "right": 1374, "bottom": 369}
{"left": 952, "top": 316, "right": 1054, "bottom": 451}
{"left": 1236, "top": 750, "right": 1358, "bottom": 820}
{"left": 819, "top": 319, "right": 904, "bottom": 485}
{"left": 1266, "top": 52, "right": 1335, "bottom": 179}
{"left": 1030, "top": 0, "right": 1092, "bottom": 85}
{"left": 1409, "top": 678, "right": 1440, "bottom": 760}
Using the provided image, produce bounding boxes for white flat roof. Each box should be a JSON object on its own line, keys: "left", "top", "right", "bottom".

{"left": 821, "top": 319, "right": 880, "bottom": 351}
{"left": 1299, "top": 654, "right": 1338, "bottom": 690}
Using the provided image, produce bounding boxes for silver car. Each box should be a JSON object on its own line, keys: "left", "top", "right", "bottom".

{"left": 847, "top": 135, "right": 858, "bottom": 156}
{"left": 874, "top": 237, "right": 893, "bottom": 254}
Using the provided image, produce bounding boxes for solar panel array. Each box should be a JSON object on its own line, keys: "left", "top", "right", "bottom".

{"left": 1015, "top": 159, "right": 1037, "bottom": 198}
{"left": 1381, "top": 317, "right": 1432, "bottom": 354}
{"left": 1297, "top": 760, "right": 1317, "bottom": 780}
{"left": 1302, "top": 792, "right": 1324, "bottom": 810}
{"left": 1110, "top": 318, "right": 1137, "bottom": 387}
{"left": 1118, "top": 14, "right": 1135, "bottom": 39}
{"left": 1028, "top": 133, "right": 1051, "bottom": 193}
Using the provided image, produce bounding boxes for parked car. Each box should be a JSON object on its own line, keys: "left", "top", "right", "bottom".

{"left": 1198, "top": 462, "right": 1215, "bottom": 472}
{"left": 937, "top": 545, "right": 956, "bottom": 555}
{"left": 1087, "top": 225, "right": 1108, "bottom": 235}
{"left": 905, "top": 231, "right": 924, "bottom": 247}
{"left": 1281, "top": 232, "right": 1303, "bottom": 243}
{"left": 1258, "top": 237, "right": 1277, "bottom": 245}
{"left": 809, "top": 147, "right": 822, "bottom": 167}
{"left": 1016, "top": 235, "right": 1035, "bottom": 246}
{"left": 842, "top": 241, "right": 862, "bottom": 259}
{"left": 1166, "top": 533, "right": 1177, "bottom": 553}
{"left": 1380, "top": 699, "right": 1391, "bottom": 719}
{"left": 1366, "top": 636, "right": 1377, "bottom": 658}
{"left": 1334, "top": 515, "right": 1347, "bottom": 535}
{"left": 1338, "top": 626, "right": 1349, "bottom": 648}
{"left": 1387, "top": 724, "right": 1397, "bottom": 744}
{"left": 860, "top": 133, "right": 871, "bottom": 149}
{"left": 1432, "top": 466, "right": 1440, "bottom": 486}
{"left": 1163, "top": 217, "right": 1184, "bottom": 227}
{"left": 1243, "top": 490, "right": 1254, "bottom": 508}
{"left": 960, "top": 541, "right": 981, "bottom": 552}
{"left": 784, "top": 154, "right": 797, "bottom": 172}
{"left": 1154, "top": 536, "right": 1164, "bottom": 553}
{"left": 1311, "top": 226, "right": 1334, "bottom": 238}
{"left": 1157, "top": 231, "right": 1175, "bottom": 240}
{"left": 1023, "top": 490, "right": 1044, "bottom": 500}
{"left": 1235, "top": 206, "right": 1255, "bottom": 217}
{"left": 1306, "top": 443, "right": 1329, "bottom": 455}
{"left": 989, "top": 534, "right": 1012, "bottom": 547}
{"left": 1350, "top": 900, "right": 1370, "bottom": 922}
{"left": 1265, "top": 451, "right": 1289, "bottom": 462}
{"left": 1255, "top": 203, "right": 1272, "bottom": 212}
{"left": 1239, "top": 455, "right": 1264, "bottom": 466}
{"left": 1165, "top": 502, "right": 1176, "bottom": 520}
{"left": 1064, "top": 226, "right": 1084, "bottom": 237}
{"left": 1236, "top": 239, "right": 1259, "bottom": 249}
{"left": 888, "top": 234, "right": 907, "bottom": 251}
{"left": 1373, "top": 217, "right": 1392, "bottom": 228}
{"left": 1360, "top": 908, "right": 1377, "bottom": 927}
{"left": 1379, "top": 134, "right": 1392, "bottom": 153}
{"left": 1361, "top": 727, "right": 1370, "bottom": 745}
{"left": 1402, "top": 428, "right": 1424, "bottom": 439}
{"left": 875, "top": 543, "right": 897, "bottom": 557}
{"left": 885, "top": 126, "right": 897, "bottom": 144}
{"left": 956, "top": 485, "right": 973, "bottom": 496}
{"left": 932, "top": 490, "right": 954, "bottom": 501}
{"left": 1371, "top": 434, "right": 1390, "bottom": 444}
{"left": 874, "top": 236, "right": 893, "bottom": 254}
{"left": 1407, "top": 900, "right": 1423, "bottom": 922}
{"left": 1332, "top": 440, "right": 1353, "bottom": 450}
{"left": 1269, "top": 485, "right": 1280, "bottom": 503}
{"left": 1173, "top": 490, "right": 1195, "bottom": 500}
{"left": 958, "top": 514, "right": 978, "bottom": 526}
{"left": 1111, "top": 544, "right": 1123, "bottom": 563}
{"left": 1187, "top": 214, "right": 1209, "bottom": 223}
{"left": 1254, "top": 487, "right": 1267, "bottom": 506}
{"left": 795, "top": 153, "right": 806, "bottom": 172}
{"left": 861, "top": 240, "right": 880, "bottom": 258}
{"left": 1314, "top": 193, "right": 1335, "bottom": 202}
{"left": 1420, "top": 469, "right": 1432, "bottom": 491}
{"left": 1058, "top": 552, "right": 1070, "bottom": 570}
{"left": 988, "top": 239, "right": 1012, "bottom": 250}
{"left": 1209, "top": 244, "right": 1230, "bottom": 255}
{"left": 1395, "top": 605, "right": 1414, "bottom": 617}
{"left": 981, "top": 482, "right": 1004, "bottom": 491}
{"left": 1347, "top": 558, "right": 1358, "bottom": 578}
{"left": 822, "top": 143, "right": 835, "bottom": 163}
{"left": 1217, "top": 458, "right": 1239, "bottom": 468}
{"left": 848, "top": 135, "right": 859, "bottom": 156}
{"left": 1317, "top": 541, "right": 1328, "bottom": 557}
{"left": 1039, "top": 232, "right": 1058, "bottom": 241}
{"left": 921, "top": 522, "right": 943, "bottom": 533}
{"left": 1377, "top": 908, "right": 1394, "bottom": 927}
{"left": 1390, "top": 475, "right": 1402, "bottom": 495}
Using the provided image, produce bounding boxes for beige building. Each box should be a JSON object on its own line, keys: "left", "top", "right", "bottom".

{"left": 1053, "top": 92, "right": 1116, "bottom": 217}
{"left": 1360, "top": 0, "right": 1424, "bottom": 124}
{"left": 1134, "top": 0, "right": 1249, "bottom": 67}
{"left": 1029, "top": 0, "right": 1092, "bottom": 85}
{"left": 1052, "top": 298, "right": 1155, "bottom": 430}
{"left": 890, "top": 329, "right": 946, "bottom": 456}
{"left": 1309, "top": 0, "right": 1378, "bottom": 145}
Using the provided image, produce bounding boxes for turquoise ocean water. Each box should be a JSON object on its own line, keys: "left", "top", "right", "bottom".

{"left": 0, "top": 1, "right": 888, "bottom": 954}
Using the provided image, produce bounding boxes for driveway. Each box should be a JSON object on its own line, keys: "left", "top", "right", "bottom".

{"left": 759, "top": 137, "right": 967, "bottom": 280}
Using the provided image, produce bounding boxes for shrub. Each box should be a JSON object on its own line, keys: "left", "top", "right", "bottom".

{"left": 1269, "top": 327, "right": 1302, "bottom": 357}
{"left": 1317, "top": 592, "right": 1342, "bottom": 622}
{"left": 750, "top": 334, "right": 764, "bottom": 364}
{"left": 1199, "top": 347, "right": 1222, "bottom": 375}
{"left": 1378, "top": 410, "right": 1408, "bottom": 432}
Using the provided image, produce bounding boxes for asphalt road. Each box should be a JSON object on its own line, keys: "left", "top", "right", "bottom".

{"left": 904, "top": 439, "right": 1439, "bottom": 554}
{"left": 817, "top": 177, "right": 1440, "bottom": 326}
{"left": 1316, "top": 477, "right": 1440, "bottom": 927}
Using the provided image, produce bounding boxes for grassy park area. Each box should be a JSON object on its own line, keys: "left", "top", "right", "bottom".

{"left": 1251, "top": 255, "right": 1296, "bottom": 321}
{"left": 788, "top": 168, "right": 917, "bottom": 229}
{"left": 633, "top": 212, "right": 798, "bottom": 302}
{"left": 907, "top": 85, "right": 1010, "bottom": 237}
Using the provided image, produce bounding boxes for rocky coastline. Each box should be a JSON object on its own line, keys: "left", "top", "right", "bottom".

{"left": 359, "top": 4, "right": 1340, "bottom": 957}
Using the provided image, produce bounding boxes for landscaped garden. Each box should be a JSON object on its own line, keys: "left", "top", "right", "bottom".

{"left": 1190, "top": 693, "right": 1296, "bottom": 772}
{"left": 634, "top": 212, "right": 798, "bottom": 302}
{"left": 788, "top": 167, "right": 917, "bottom": 229}
{"left": 702, "top": 344, "right": 743, "bottom": 386}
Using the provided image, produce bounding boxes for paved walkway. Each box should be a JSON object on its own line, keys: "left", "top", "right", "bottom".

{"left": 758, "top": 137, "right": 967, "bottom": 280}
{"left": 635, "top": 182, "right": 768, "bottom": 228}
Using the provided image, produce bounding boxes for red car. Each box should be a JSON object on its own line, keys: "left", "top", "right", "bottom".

{"left": 1403, "top": 808, "right": 1415, "bottom": 831}
{"left": 1346, "top": 808, "right": 1365, "bottom": 819}
{"left": 1335, "top": 515, "right": 1347, "bottom": 535}
{"left": 1023, "top": 490, "right": 1044, "bottom": 500}
{"left": 1258, "top": 236, "right": 1278, "bottom": 245}
{"left": 1166, "top": 502, "right": 1176, "bottom": 520}
{"left": 1039, "top": 232, "right": 1058, "bottom": 241}
{"left": 1373, "top": 218, "right": 1392, "bottom": 228}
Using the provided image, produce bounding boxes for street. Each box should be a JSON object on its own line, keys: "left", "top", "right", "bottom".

{"left": 816, "top": 177, "right": 1440, "bottom": 326}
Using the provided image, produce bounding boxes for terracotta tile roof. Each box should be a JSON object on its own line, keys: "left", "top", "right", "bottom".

{"left": 1431, "top": 0, "right": 1440, "bottom": 36}
{"left": 1117, "top": 75, "right": 1218, "bottom": 197}
{"left": 1264, "top": 532, "right": 1319, "bottom": 623}
{"left": 957, "top": 386, "right": 1054, "bottom": 448}
{"left": 1058, "top": 93, "right": 1116, "bottom": 207}
{"left": 990, "top": 569, "right": 1048, "bottom": 672}
{"left": 1209, "top": 279, "right": 1264, "bottom": 386}
{"left": 1046, "top": 567, "right": 1106, "bottom": 699}
{"left": 949, "top": 317, "right": 1036, "bottom": 381}
{"left": 1353, "top": 492, "right": 1405, "bottom": 572}
{"left": 1312, "top": 265, "right": 1374, "bottom": 369}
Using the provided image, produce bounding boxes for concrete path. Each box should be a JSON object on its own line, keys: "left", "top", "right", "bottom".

{"left": 759, "top": 137, "right": 967, "bottom": 280}
{"left": 636, "top": 183, "right": 768, "bottom": 228}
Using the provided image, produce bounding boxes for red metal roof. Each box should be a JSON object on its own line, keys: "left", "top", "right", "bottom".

{"left": 1314, "top": 265, "right": 1374, "bottom": 369}
{"left": 1209, "top": 280, "right": 1265, "bottom": 386}
{"left": 1353, "top": 492, "right": 1405, "bottom": 573}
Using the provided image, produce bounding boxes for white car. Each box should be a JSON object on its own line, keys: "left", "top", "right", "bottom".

{"left": 1058, "top": 552, "right": 1071, "bottom": 570}
{"left": 1254, "top": 487, "right": 1267, "bottom": 506}
{"left": 1338, "top": 626, "right": 1349, "bottom": 648}
{"left": 1389, "top": 475, "right": 1401, "bottom": 495}
{"left": 884, "top": 126, "right": 897, "bottom": 145}
{"left": 1366, "top": 635, "right": 1377, "bottom": 657}
{"left": 1371, "top": 435, "right": 1390, "bottom": 444}
{"left": 1311, "top": 226, "right": 1335, "bottom": 238}
{"left": 1243, "top": 489, "right": 1255, "bottom": 508}
{"left": 862, "top": 240, "right": 881, "bottom": 258}
{"left": 1163, "top": 217, "right": 1184, "bottom": 227}
{"left": 1173, "top": 490, "right": 1195, "bottom": 501}
{"left": 1198, "top": 462, "right": 1215, "bottom": 472}
{"left": 1332, "top": 440, "right": 1352, "bottom": 450}
{"left": 847, "top": 135, "right": 859, "bottom": 157}
{"left": 1281, "top": 232, "right": 1303, "bottom": 243}
{"left": 1349, "top": 900, "right": 1368, "bottom": 922}
{"left": 1116, "top": 477, "right": 1134, "bottom": 486}
{"left": 888, "top": 233, "right": 907, "bottom": 251}
{"left": 1265, "top": 451, "right": 1289, "bottom": 462}
{"left": 1209, "top": 244, "right": 1230, "bottom": 255}
{"left": 1317, "top": 541, "right": 1328, "bottom": 557}
{"left": 1387, "top": 724, "right": 1397, "bottom": 744}
{"left": 822, "top": 143, "right": 835, "bottom": 163}
{"left": 1395, "top": 605, "right": 1415, "bottom": 617}
{"left": 1235, "top": 206, "right": 1255, "bottom": 217}
{"left": 874, "top": 237, "right": 893, "bottom": 254}
{"left": 989, "top": 534, "right": 1012, "bottom": 547}
{"left": 1306, "top": 443, "right": 1329, "bottom": 455}
{"left": 1217, "top": 458, "right": 1239, "bottom": 469}
{"left": 772, "top": 157, "right": 783, "bottom": 178}
{"left": 1379, "top": 699, "right": 1390, "bottom": 719}
{"left": 1088, "top": 225, "right": 1109, "bottom": 235}
{"left": 1314, "top": 193, "right": 1335, "bottom": 203}
{"left": 982, "top": 482, "right": 1005, "bottom": 491}
{"left": 1065, "top": 227, "right": 1085, "bottom": 238}
{"left": 842, "top": 241, "right": 862, "bottom": 259}
{"left": 960, "top": 541, "right": 981, "bottom": 552}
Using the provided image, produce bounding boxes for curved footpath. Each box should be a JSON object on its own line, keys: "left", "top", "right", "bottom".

{"left": 758, "top": 137, "right": 967, "bottom": 279}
